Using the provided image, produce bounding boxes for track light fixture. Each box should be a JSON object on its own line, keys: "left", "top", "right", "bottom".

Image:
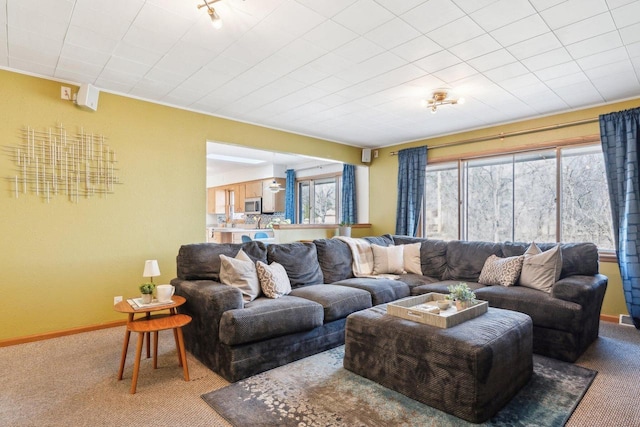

{"left": 197, "top": 0, "right": 223, "bottom": 29}
{"left": 424, "top": 90, "right": 465, "bottom": 114}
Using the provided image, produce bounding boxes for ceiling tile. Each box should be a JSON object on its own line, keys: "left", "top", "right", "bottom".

{"left": 401, "top": 0, "right": 465, "bottom": 33}
{"left": 295, "top": 0, "right": 357, "bottom": 18}
{"left": 592, "top": 70, "right": 640, "bottom": 100}
{"left": 337, "top": 51, "right": 407, "bottom": 84}
{"left": 619, "top": 22, "right": 640, "bottom": 44}
{"left": 260, "top": 2, "right": 325, "bottom": 38}
{"left": 391, "top": 36, "right": 442, "bottom": 62}
{"left": 577, "top": 47, "right": 629, "bottom": 70}
{"left": 545, "top": 71, "right": 590, "bottom": 90}
{"left": 122, "top": 25, "right": 177, "bottom": 54}
{"left": 8, "top": 28, "right": 63, "bottom": 60}
{"left": 553, "top": 80, "right": 604, "bottom": 107}
{"left": 610, "top": 0, "right": 640, "bottom": 28}
{"left": 332, "top": 0, "right": 395, "bottom": 35}
{"left": 334, "top": 37, "right": 385, "bottom": 63}
{"left": 528, "top": 0, "right": 567, "bottom": 11}
{"left": 449, "top": 34, "right": 501, "bottom": 61}
{"left": 306, "top": 53, "right": 354, "bottom": 76}
{"left": 112, "top": 42, "right": 163, "bottom": 67}
{"left": 415, "top": 50, "right": 462, "bottom": 73}
{"left": 534, "top": 61, "right": 582, "bottom": 81}
{"left": 162, "top": 86, "right": 203, "bottom": 107}
{"left": 490, "top": 14, "right": 550, "bottom": 47}
{"left": 154, "top": 42, "right": 216, "bottom": 77}
{"left": 364, "top": 18, "right": 421, "bottom": 50}
{"left": 70, "top": 6, "right": 132, "bottom": 40}
{"left": 555, "top": 13, "right": 616, "bottom": 46}
{"left": 521, "top": 47, "right": 573, "bottom": 71}
{"left": 628, "top": 41, "right": 640, "bottom": 58}
{"left": 471, "top": 0, "right": 537, "bottom": 32}
{"left": 59, "top": 44, "right": 111, "bottom": 69}
{"left": 432, "top": 62, "right": 479, "bottom": 84}
{"left": 484, "top": 62, "right": 529, "bottom": 82}
{"left": 452, "top": 0, "right": 501, "bottom": 14}
{"left": 498, "top": 72, "right": 542, "bottom": 91}
{"left": 507, "top": 33, "right": 563, "bottom": 61}
{"left": 223, "top": 25, "right": 293, "bottom": 65}
{"left": 97, "top": 67, "right": 143, "bottom": 86}
{"left": 374, "top": 0, "right": 429, "bottom": 15}
{"left": 287, "top": 63, "right": 330, "bottom": 85}
{"left": 565, "top": 31, "right": 623, "bottom": 59}
{"left": 7, "top": 57, "right": 56, "bottom": 76}
{"left": 313, "top": 76, "right": 353, "bottom": 92}
{"left": 7, "top": 1, "right": 71, "bottom": 41}
{"left": 427, "top": 16, "right": 485, "bottom": 49}
{"left": 466, "top": 49, "right": 517, "bottom": 71}
{"left": 133, "top": 3, "right": 194, "bottom": 36}
{"left": 302, "top": 20, "right": 358, "bottom": 51}
{"left": 540, "top": 0, "right": 609, "bottom": 30}
{"left": 75, "top": 0, "right": 144, "bottom": 21}
{"left": 583, "top": 59, "right": 635, "bottom": 80}
{"left": 56, "top": 56, "right": 103, "bottom": 78}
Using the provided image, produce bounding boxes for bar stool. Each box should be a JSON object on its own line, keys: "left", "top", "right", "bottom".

{"left": 123, "top": 313, "right": 192, "bottom": 394}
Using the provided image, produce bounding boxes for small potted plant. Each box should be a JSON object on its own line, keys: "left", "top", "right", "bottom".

{"left": 139, "top": 283, "right": 155, "bottom": 304}
{"left": 447, "top": 282, "right": 476, "bottom": 311}
{"left": 338, "top": 221, "right": 352, "bottom": 237}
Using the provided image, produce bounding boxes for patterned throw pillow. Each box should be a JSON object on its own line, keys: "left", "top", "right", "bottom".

{"left": 478, "top": 254, "right": 525, "bottom": 287}
{"left": 256, "top": 261, "right": 292, "bottom": 299}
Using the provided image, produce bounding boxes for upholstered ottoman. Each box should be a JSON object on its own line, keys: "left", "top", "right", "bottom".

{"left": 344, "top": 305, "right": 533, "bottom": 423}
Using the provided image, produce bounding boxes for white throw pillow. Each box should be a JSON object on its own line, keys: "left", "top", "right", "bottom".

{"left": 402, "top": 243, "right": 422, "bottom": 275}
{"left": 256, "top": 261, "right": 292, "bottom": 299}
{"left": 219, "top": 249, "right": 261, "bottom": 302}
{"left": 519, "top": 243, "right": 562, "bottom": 293}
{"left": 372, "top": 244, "right": 405, "bottom": 275}
{"left": 478, "top": 254, "right": 524, "bottom": 287}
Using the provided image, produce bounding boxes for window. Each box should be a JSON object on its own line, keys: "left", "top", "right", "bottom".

{"left": 297, "top": 176, "right": 340, "bottom": 224}
{"left": 424, "top": 144, "right": 614, "bottom": 249}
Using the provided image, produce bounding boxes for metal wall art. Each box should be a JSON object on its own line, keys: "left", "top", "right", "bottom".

{"left": 3, "top": 124, "right": 121, "bottom": 203}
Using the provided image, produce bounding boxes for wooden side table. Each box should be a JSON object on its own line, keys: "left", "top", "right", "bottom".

{"left": 127, "top": 313, "right": 192, "bottom": 394}
{"left": 114, "top": 296, "right": 188, "bottom": 393}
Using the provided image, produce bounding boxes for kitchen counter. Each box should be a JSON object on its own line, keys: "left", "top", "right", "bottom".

{"left": 207, "top": 227, "right": 275, "bottom": 243}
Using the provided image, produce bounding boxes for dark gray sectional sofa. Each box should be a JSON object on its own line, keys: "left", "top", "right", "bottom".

{"left": 171, "top": 234, "right": 607, "bottom": 382}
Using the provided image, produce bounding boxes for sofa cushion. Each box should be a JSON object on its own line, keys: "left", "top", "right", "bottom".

{"left": 519, "top": 244, "right": 562, "bottom": 293}
{"left": 218, "top": 296, "right": 324, "bottom": 346}
{"left": 256, "top": 261, "right": 292, "bottom": 298}
{"left": 314, "top": 238, "right": 354, "bottom": 283}
{"left": 219, "top": 249, "right": 261, "bottom": 302}
{"left": 364, "top": 234, "right": 394, "bottom": 246}
{"left": 289, "top": 284, "right": 372, "bottom": 322}
{"left": 442, "top": 240, "right": 503, "bottom": 281}
{"left": 478, "top": 255, "right": 524, "bottom": 287}
{"left": 396, "top": 273, "right": 441, "bottom": 291}
{"left": 474, "top": 285, "right": 581, "bottom": 331}
{"left": 501, "top": 242, "right": 599, "bottom": 279}
{"left": 267, "top": 242, "right": 324, "bottom": 287}
{"left": 372, "top": 244, "right": 405, "bottom": 274}
{"left": 176, "top": 241, "right": 267, "bottom": 281}
{"left": 411, "top": 280, "right": 487, "bottom": 296}
{"left": 393, "top": 236, "right": 448, "bottom": 278}
{"left": 332, "top": 278, "right": 410, "bottom": 305}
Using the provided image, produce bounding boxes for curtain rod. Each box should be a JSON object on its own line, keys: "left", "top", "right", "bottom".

{"left": 389, "top": 117, "right": 599, "bottom": 155}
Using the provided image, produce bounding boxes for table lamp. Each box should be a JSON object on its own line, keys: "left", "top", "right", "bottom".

{"left": 143, "top": 260, "right": 161, "bottom": 283}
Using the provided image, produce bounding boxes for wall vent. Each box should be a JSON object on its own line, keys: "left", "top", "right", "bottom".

{"left": 619, "top": 314, "right": 634, "bottom": 327}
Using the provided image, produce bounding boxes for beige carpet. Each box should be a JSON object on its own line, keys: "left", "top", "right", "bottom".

{"left": 1, "top": 321, "right": 639, "bottom": 427}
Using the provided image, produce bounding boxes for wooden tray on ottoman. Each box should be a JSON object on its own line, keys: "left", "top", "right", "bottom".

{"left": 387, "top": 293, "right": 488, "bottom": 328}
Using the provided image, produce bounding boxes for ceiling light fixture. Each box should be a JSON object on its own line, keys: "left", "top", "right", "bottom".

{"left": 267, "top": 180, "right": 282, "bottom": 193}
{"left": 424, "top": 90, "right": 465, "bottom": 114}
{"left": 197, "top": 0, "right": 223, "bottom": 29}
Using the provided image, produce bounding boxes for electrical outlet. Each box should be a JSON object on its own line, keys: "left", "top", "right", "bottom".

{"left": 61, "top": 86, "right": 71, "bottom": 100}
{"left": 114, "top": 295, "right": 123, "bottom": 305}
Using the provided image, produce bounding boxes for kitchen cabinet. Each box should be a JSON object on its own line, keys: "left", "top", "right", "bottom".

{"left": 262, "top": 178, "right": 286, "bottom": 213}
{"left": 207, "top": 187, "right": 228, "bottom": 214}
{"left": 234, "top": 184, "right": 245, "bottom": 213}
{"left": 245, "top": 181, "right": 262, "bottom": 198}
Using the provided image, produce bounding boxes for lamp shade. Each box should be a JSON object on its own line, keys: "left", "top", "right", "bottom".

{"left": 143, "top": 260, "right": 160, "bottom": 278}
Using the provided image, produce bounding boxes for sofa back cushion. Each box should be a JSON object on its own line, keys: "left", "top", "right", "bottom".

{"left": 364, "top": 234, "right": 394, "bottom": 246}
{"left": 314, "top": 238, "right": 354, "bottom": 283}
{"left": 442, "top": 240, "right": 503, "bottom": 281}
{"left": 176, "top": 241, "right": 267, "bottom": 281}
{"left": 392, "top": 235, "right": 448, "bottom": 278}
{"left": 267, "top": 242, "right": 324, "bottom": 287}
{"left": 501, "top": 241, "right": 599, "bottom": 278}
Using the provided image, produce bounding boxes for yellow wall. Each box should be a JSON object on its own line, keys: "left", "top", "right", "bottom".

{"left": 0, "top": 70, "right": 361, "bottom": 341}
{"left": 368, "top": 98, "right": 640, "bottom": 318}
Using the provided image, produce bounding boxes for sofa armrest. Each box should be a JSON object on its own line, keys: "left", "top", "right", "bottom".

{"left": 551, "top": 274, "right": 608, "bottom": 308}
{"left": 170, "top": 278, "right": 244, "bottom": 338}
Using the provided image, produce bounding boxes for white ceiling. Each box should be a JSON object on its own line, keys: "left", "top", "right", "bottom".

{"left": 2, "top": 0, "right": 640, "bottom": 148}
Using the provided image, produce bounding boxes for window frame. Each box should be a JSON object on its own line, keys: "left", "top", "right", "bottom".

{"left": 296, "top": 173, "right": 342, "bottom": 225}
{"left": 422, "top": 139, "right": 616, "bottom": 260}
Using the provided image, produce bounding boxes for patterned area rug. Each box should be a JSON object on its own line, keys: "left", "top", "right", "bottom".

{"left": 202, "top": 346, "right": 596, "bottom": 427}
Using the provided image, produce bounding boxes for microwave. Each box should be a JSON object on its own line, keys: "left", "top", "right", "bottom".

{"left": 245, "top": 197, "right": 262, "bottom": 214}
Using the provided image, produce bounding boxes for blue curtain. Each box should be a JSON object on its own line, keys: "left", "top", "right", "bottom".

{"left": 395, "top": 146, "right": 427, "bottom": 236}
{"left": 284, "top": 169, "right": 296, "bottom": 223}
{"left": 600, "top": 107, "right": 640, "bottom": 329}
{"left": 341, "top": 164, "right": 357, "bottom": 224}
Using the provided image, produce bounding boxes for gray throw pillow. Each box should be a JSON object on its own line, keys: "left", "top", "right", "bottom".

{"left": 219, "top": 249, "right": 261, "bottom": 303}
{"left": 519, "top": 243, "right": 562, "bottom": 293}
